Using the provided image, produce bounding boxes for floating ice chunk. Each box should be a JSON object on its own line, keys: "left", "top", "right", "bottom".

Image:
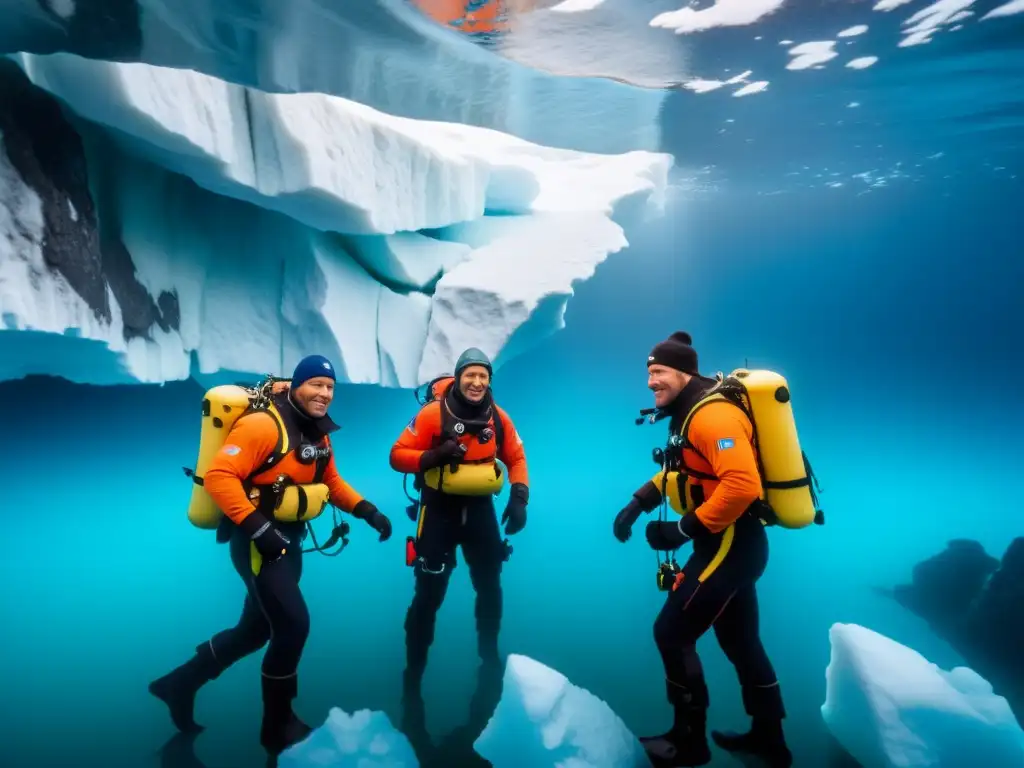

{"left": 278, "top": 707, "right": 419, "bottom": 767}
{"left": 821, "top": 623, "right": 1024, "bottom": 767}
{"left": 474, "top": 654, "right": 651, "bottom": 768}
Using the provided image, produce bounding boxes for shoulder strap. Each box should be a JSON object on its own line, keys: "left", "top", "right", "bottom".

{"left": 492, "top": 405, "right": 505, "bottom": 449}
{"left": 680, "top": 380, "right": 769, "bottom": 490}
{"left": 313, "top": 445, "right": 330, "bottom": 483}
{"left": 676, "top": 389, "right": 748, "bottom": 481}
{"left": 243, "top": 402, "right": 290, "bottom": 483}
{"left": 679, "top": 392, "right": 729, "bottom": 463}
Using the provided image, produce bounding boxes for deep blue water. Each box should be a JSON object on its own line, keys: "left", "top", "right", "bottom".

{"left": 1, "top": 2, "right": 1023, "bottom": 768}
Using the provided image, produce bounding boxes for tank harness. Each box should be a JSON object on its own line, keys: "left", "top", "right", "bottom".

{"left": 637, "top": 371, "right": 825, "bottom": 591}
{"left": 401, "top": 375, "right": 506, "bottom": 518}
{"left": 401, "top": 374, "right": 513, "bottom": 568}
{"left": 183, "top": 375, "right": 351, "bottom": 558}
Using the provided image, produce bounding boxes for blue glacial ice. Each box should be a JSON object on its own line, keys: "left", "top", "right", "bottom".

{"left": 278, "top": 708, "right": 419, "bottom": 768}
{"left": 822, "top": 622, "right": 1024, "bottom": 768}
{"left": 0, "top": 47, "right": 671, "bottom": 386}
{"left": 474, "top": 653, "right": 652, "bottom": 768}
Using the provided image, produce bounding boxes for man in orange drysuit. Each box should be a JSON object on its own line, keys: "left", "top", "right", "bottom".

{"left": 149, "top": 355, "right": 392, "bottom": 756}
{"left": 390, "top": 348, "right": 529, "bottom": 703}
{"left": 612, "top": 332, "right": 792, "bottom": 768}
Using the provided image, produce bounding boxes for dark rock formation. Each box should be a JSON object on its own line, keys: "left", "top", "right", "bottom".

{"left": 0, "top": 57, "right": 108, "bottom": 320}
{"left": 0, "top": 58, "right": 179, "bottom": 341}
{"left": 878, "top": 537, "right": 1024, "bottom": 726}
{"left": 100, "top": 234, "right": 180, "bottom": 338}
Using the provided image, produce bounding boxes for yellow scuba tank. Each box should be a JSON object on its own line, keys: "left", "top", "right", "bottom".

{"left": 733, "top": 368, "right": 819, "bottom": 528}
{"left": 728, "top": 369, "right": 819, "bottom": 529}
{"left": 186, "top": 384, "right": 255, "bottom": 529}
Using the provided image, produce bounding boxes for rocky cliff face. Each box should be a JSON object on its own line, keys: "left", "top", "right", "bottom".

{"left": 0, "top": 59, "right": 178, "bottom": 341}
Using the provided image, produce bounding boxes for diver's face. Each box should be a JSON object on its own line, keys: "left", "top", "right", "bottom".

{"left": 295, "top": 377, "right": 334, "bottom": 417}
{"left": 459, "top": 366, "right": 490, "bottom": 403}
{"left": 648, "top": 365, "right": 688, "bottom": 409}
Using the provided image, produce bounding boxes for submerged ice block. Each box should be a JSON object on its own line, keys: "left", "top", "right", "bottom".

{"left": 474, "top": 653, "right": 652, "bottom": 768}
{"left": 821, "top": 622, "right": 1024, "bottom": 767}
{"left": 278, "top": 708, "right": 419, "bottom": 767}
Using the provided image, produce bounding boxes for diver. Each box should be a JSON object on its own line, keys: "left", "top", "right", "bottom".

{"left": 612, "top": 332, "right": 792, "bottom": 767}
{"left": 149, "top": 355, "right": 393, "bottom": 756}
{"left": 389, "top": 348, "right": 529, "bottom": 717}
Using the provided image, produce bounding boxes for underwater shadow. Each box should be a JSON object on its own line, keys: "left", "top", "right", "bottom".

{"left": 157, "top": 732, "right": 278, "bottom": 768}
{"left": 400, "top": 661, "right": 505, "bottom": 768}
{"left": 156, "top": 733, "right": 208, "bottom": 768}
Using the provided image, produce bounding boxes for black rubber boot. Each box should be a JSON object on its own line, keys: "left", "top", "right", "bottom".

{"left": 639, "top": 680, "right": 711, "bottom": 767}
{"left": 711, "top": 683, "right": 792, "bottom": 768}
{"left": 148, "top": 642, "right": 223, "bottom": 733}
{"left": 259, "top": 674, "right": 313, "bottom": 756}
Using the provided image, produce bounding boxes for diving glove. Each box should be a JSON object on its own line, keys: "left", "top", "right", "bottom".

{"left": 353, "top": 500, "right": 392, "bottom": 542}
{"left": 646, "top": 520, "right": 690, "bottom": 551}
{"left": 614, "top": 481, "right": 663, "bottom": 543}
{"left": 420, "top": 438, "right": 466, "bottom": 471}
{"left": 241, "top": 514, "right": 290, "bottom": 563}
{"left": 501, "top": 483, "right": 529, "bottom": 536}
{"left": 613, "top": 499, "right": 643, "bottom": 543}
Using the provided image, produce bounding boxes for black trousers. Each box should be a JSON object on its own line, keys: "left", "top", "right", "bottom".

{"left": 205, "top": 521, "right": 310, "bottom": 680}
{"left": 405, "top": 493, "right": 507, "bottom": 673}
{"left": 653, "top": 512, "right": 785, "bottom": 719}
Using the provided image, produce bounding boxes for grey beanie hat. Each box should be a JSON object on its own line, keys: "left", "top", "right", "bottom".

{"left": 455, "top": 347, "right": 492, "bottom": 377}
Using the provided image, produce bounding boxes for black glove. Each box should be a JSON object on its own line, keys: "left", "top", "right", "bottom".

{"left": 646, "top": 520, "right": 690, "bottom": 551}
{"left": 353, "top": 500, "right": 392, "bottom": 542}
{"left": 419, "top": 438, "right": 466, "bottom": 471}
{"left": 613, "top": 481, "right": 662, "bottom": 543}
{"left": 241, "top": 512, "right": 290, "bottom": 564}
{"left": 613, "top": 499, "right": 643, "bottom": 543}
{"left": 501, "top": 483, "right": 529, "bottom": 536}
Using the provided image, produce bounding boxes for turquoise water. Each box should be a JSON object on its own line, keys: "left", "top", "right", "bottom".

{"left": 2, "top": 183, "right": 1021, "bottom": 766}
{"left": 2, "top": 1, "right": 1023, "bottom": 767}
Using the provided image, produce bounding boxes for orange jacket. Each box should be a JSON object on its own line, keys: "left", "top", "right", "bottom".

{"left": 205, "top": 411, "right": 364, "bottom": 526}
{"left": 654, "top": 399, "right": 762, "bottom": 534}
{"left": 390, "top": 398, "right": 529, "bottom": 487}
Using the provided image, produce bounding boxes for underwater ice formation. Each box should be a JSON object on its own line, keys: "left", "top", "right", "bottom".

{"left": 277, "top": 708, "right": 419, "bottom": 767}
{"left": 822, "top": 622, "right": 1024, "bottom": 767}
{"left": 0, "top": 55, "right": 671, "bottom": 387}
{"left": 474, "top": 653, "right": 651, "bottom": 767}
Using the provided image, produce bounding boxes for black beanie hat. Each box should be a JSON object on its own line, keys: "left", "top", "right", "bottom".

{"left": 647, "top": 331, "right": 698, "bottom": 375}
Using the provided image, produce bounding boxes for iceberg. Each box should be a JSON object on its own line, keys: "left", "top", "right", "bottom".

{"left": 0, "top": 0, "right": 666, "bottom": 155}
{"left": 474, "top": 653, "right": 651, "bottom": 768}
{"left": 0, "top": 54, "right": 671, "bottom": 387}
{"left": 278, "top": 707, "right": 419, "bottom": 767}
{"left": 821, "top": 622, "right": 1024, "bottom": 767}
